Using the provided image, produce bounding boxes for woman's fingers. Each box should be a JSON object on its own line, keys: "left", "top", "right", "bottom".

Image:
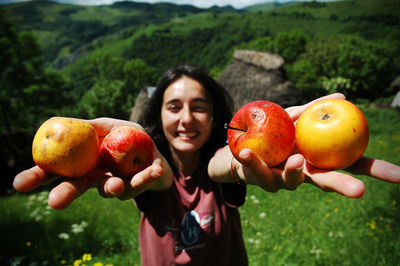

{"left": 48, "top": 168, "right": 111, "bottom": 209}
{"left": 116, "top": 164, "right": 163, "bottom": 200}
{"left": 46, "top": 163, "right": 162, "bottom": 209}
{"left": 49, "top": 178, "right": 93, "bottom": 210}
{"left": 103, "top": 177, "right": 126, "bottom": 196}
{"left": 88, "top": 117, "right": 144, "bottom": 142}
{"left": 13, "top": 166, "right": 57, "bottom": 192}
{"left": 304, "top": 164, "right": 365, "bottom": 198}
{"left": 278, "top": 153, "right": 305, "bottom": 190}
{"left": 304, "top": 156, "right": 400, "bottom": 199}
{"left": 236, "top": 149, "right": 306, "bottom": 192}
{"left": 237, "top": 149, "right": 281, "bottom": 191}
{"left": 286, "top": 93, "right": 346, "bottom": 122}
{"left": 346, "top": 156, "right": 400, "bottom": 183}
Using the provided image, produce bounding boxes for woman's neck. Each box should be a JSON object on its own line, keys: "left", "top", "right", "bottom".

{"left": 169, "top": 148, "right": 201, "bottom": 177}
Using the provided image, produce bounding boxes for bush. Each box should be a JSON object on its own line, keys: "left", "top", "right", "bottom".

{"left": 288, "top": 35, "right": 400, "bottom": 101}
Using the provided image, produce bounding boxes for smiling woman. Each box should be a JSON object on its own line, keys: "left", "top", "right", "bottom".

{"left": 135, "top": 64, "right": 248, "bottom": 265}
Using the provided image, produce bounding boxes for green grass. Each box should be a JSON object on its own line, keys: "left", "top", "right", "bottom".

{"left": 1, "top": 106, "right": 399, "bottom": 265}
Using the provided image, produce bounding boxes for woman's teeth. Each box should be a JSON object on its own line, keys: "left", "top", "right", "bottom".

{"left": 178, "top": 132, "right": 197, "bottom": 138}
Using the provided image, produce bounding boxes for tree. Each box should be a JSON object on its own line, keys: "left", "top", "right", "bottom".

{"left": 288, "top": 59, "right": 322, "bottom": 100}
{"left": 274, "top": 29, "right": 309, "bottom": 64}
{"left": 75, "top": 55, "right": 157, "bottom": 119}
{"left": 336, "top": 35, "right": 399, "bottom": 99}
{"left": 0, "top": 11, "right": 68, "bottom": 190}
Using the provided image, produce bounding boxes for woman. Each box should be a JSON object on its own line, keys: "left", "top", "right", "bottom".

{"left": 14, "top": 65, "right": 400, "bottom": 265}
{"left": 135, "top": 65, "right": 248, "bottom": 264}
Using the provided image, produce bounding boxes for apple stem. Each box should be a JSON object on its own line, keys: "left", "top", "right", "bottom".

{"left": 224, "top": 123, "right": 247, "bottom": 132}
{"left": 321, "top": 113, "right": 331, "bottom": 120}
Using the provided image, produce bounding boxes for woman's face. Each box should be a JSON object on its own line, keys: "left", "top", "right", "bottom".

{"left": 161, "top": 76, "right": 213, "bottom": 156}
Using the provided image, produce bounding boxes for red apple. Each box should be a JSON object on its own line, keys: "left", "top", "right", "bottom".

{"left": 227, "top": 101, "right": 295, "bottom": 167}
{"left": 99, "top": 126, "right": 155, "bottom": 179}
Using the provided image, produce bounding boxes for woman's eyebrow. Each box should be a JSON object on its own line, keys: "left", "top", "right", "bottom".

{"left": 192, "top": 98, "right": 209, "bottom": 103}
{"left": 165, "top": 98, "right": 208, "bottom": 105}
{"left": 165, "top": 99, "right": 181, "bottom": 105}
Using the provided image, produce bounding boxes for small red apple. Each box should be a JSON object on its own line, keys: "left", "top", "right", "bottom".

{"left": 227, "top": 101, "right": 295, "bottom": 167}
{"left": 99, "top": 126, "right": 155, "bottom": 179}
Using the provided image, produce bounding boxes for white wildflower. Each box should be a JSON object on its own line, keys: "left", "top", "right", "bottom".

{"left": 310, "top": 246, "right": 323, "bottom": 259}
{"left": 71, "top": 221, "right": 89, "bottom": 234}
{"left": 58, "top": 233, "right": 70, "bottom": 240}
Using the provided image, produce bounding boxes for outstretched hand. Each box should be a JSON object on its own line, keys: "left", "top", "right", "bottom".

{"left": 13, "top": 117, "right": 173, "bottom": 210}
{"left": 232, "top": 93, "right": 400, "bottom": 197}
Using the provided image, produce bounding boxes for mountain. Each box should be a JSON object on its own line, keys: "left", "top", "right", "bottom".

{"left": 1, "top": 0, "right": 242, "bottom": 65}
{"left": 244, "top": 1, "right": 294, "bottom": 11}
{"left": 2, "top": 0, "right": 399, "bottom": 73}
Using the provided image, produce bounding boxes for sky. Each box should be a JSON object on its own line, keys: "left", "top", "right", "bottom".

{"left": 0, "top": 0, "right": 329, "bottom": 9}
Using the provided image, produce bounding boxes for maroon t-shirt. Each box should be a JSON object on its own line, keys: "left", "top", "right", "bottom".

{"left": 134, "top": 166, "right": 248, "bottom": 265}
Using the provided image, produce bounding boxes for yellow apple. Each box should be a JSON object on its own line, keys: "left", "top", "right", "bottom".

{"left": 295, "top": 99, "right": 369, "bottom": 170}
{"left": 32, "top": 117, "right": 100, "bottom": 177}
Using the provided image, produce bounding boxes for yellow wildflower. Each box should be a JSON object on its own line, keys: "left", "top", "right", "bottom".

{"left": 369, "top": 221, "right": 377, "bottom": 230}
{"left": 82, "top": 253, "right": 92, "bottom": 262}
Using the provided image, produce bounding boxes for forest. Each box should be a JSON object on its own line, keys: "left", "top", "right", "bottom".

{"left": 1, "top": 0, "right": 400, "bottom": 191}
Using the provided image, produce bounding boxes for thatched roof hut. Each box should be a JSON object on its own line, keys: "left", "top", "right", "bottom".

{"left": 217, "top": 49, "right": 302, "bottom": 112}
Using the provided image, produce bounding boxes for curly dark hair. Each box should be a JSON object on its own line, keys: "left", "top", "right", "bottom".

{"left": 138, "top": 65, "right": 234, "bottom": 169}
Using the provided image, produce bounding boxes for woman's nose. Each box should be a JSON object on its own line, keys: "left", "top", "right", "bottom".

{"left": 181, "top": 106, "right": 194, "bottom": 124}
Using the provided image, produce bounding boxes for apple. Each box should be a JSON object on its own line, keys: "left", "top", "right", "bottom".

{"left": 227, "top": 101, "right": 295, "bottom": 167}
{"left": 99, "top": 126, "right": 155, "bottom": 179}
{"left": 295, "top": 98, "right": 369, "bottom": 170}
{"left": 32, "top": 117, "right": 100, "bottom": 178}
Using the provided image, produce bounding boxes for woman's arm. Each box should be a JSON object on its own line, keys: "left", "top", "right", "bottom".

{"left": 13, "top": 117, "right": 174, "bottom": 210}
{"left": 208, "top": 93, "right": 400, "bottom": 198}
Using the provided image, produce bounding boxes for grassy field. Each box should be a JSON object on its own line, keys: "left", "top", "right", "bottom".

{"left": 1, "top": 105, "right": 399, "bottom": 266}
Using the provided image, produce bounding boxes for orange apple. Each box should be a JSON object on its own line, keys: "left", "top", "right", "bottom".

{"left": 99, "top": 126, "right": 155, "bottom": 179}
{"left": 227, "top": 101, "right": 295, "bottom": 167}
{"left": 295, "top": 98, "right": 369, "bottom": 170}
{"left": 32, "top": 117, "right": 100, "bottom": 177}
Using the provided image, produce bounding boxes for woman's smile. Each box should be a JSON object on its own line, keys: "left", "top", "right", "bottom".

{"left": 177, "top": 130, "right": 199, "bottom": 139}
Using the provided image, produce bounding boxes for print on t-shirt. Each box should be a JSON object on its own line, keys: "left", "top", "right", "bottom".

{"left": 166, "top": 210, "right": 214, "bottom": 252}
{"left": 181, "top": 211, "right": 200, "bottom": 245}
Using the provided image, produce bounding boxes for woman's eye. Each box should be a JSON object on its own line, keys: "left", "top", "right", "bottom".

{"left": 192, "top": 105, "right": 209, "bottom": 112}
{"left": 167, "top": 105, "right": 180, "bottom": 111}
